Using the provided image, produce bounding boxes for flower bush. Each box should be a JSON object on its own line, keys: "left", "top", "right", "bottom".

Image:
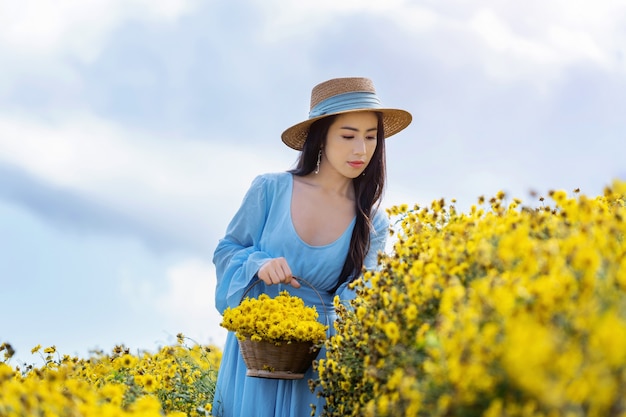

{"left": 221, "top": 291, "right": 327, "bottom": 345}
{"left": 0, "top": 334, "right": 221, "bottom": 417}
{"left": 313, "top": 180, "right": 626, "bottom": 417}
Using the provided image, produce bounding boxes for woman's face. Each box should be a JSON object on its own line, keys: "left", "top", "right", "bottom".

{"left": 322, "top": 111, "right": 378, "bottom": 179}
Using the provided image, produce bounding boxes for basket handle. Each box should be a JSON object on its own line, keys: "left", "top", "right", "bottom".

{"left": 240, "top": 277, "right": 329, "bottom": 327}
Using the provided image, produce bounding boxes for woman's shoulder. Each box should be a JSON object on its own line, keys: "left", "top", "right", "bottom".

{"left": 371, "top": 206, "right": 390, "bottom": 232}
{"left": 254, "top": 171, "right": 291, "bottom": 182}
{"left": 249, "top": 171, "right": 292, "bottom": 190}
{"left": 244, "top": 172, "right": 292, "bottom": 202}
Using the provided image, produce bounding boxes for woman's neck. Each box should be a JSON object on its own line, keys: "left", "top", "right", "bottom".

{"left": 298, "top": 172, "right": 355, "bottom": 200}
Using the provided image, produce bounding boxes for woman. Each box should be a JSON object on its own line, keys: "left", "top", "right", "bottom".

{"left": 212, "top": 77, "right": 412, "bottom": 416}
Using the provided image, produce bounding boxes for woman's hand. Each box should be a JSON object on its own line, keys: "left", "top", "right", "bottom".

{"left": 258, "top": 257, "right": 301, "bottom": 288}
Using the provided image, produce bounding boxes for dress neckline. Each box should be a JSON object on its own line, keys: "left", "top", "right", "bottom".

{"left": 287, "top": 173, "right": 356, "bottom": 249}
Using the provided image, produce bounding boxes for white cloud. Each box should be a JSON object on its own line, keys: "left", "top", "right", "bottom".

{"left": 252, "top": 0, "right": 625, "bottom": 88}
{"left": 468, "top": 7, "right": 616, "bottom": 84}
{"left": 547, "top": 26, "right": 609, "bottom": 67}
{"left": 0, "top": 0, "right": 197, "bottom": 62}
{"left": 156, "top": 258, "right": 227, "bottom": 347}
{"left": 0, "top": 0, "right": 200, "bottom": 101}
{"left": 0, "top": 112, "right": 291, "bottom": 247}
{"left": 254, "top": 0, "right": 436, "bottom": 42}
{"left": 0, "top": 113, "right": 231, "bottom": 196}
{"left": 118, "top": 258, "right": 227, "bottom": 347}
{"left": 470, "top": 9, "right": 551, "bottom": 58}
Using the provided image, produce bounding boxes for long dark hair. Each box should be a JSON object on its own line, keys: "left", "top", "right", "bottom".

{"left": 289, "top": 112, "right": 386, "bottom": 292}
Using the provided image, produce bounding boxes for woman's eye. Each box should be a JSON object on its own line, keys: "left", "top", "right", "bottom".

{"left": 342, "top": 136, "right": 355, "bottom": 140}
{"left": 366, "top": 136, "right": 377, "bottom": 140}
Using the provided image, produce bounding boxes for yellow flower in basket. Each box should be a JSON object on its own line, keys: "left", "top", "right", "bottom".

{"left": 220, "top": 291, "right": 327, "bottom": 345}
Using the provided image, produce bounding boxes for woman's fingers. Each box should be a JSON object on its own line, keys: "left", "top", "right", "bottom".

{"left": 277, "top": 259, "right": 292, "bottom": 283}
{"left": 258, "top": 258, "right": 300, "bottom": 286}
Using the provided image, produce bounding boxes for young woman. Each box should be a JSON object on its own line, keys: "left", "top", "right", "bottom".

{"left": 212, "top": 77, "right": 412, "bottom": 416}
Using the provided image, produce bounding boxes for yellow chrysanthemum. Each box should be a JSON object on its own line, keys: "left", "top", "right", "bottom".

{"left": 220, "top": 290, "right": 327, "bottom": 344}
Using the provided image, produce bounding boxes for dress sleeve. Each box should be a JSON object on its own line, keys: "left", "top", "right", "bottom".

{"left": 213, "top": 175, "right": 275, "bottom": 314}
{"left": 364, "top": 208, "right": 390, "bottom": 271}
{"left": 335, "top": 208, "right": 390, "bottom": 301}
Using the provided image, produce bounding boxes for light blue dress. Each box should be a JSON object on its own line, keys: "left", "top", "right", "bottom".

{"left": 212, "top": 172, "right": 388, "bottom": 417}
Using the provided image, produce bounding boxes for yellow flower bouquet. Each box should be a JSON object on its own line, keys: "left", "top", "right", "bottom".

{"left": 220, "top": 280, "right": 328, "bottom": 379}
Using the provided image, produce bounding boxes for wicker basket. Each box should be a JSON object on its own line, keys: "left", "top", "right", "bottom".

{"left": 237, "top": 278, "right": 327, "bottom": 380}
{"left": 240, "top": 337, "right": 321, "bottom": 379}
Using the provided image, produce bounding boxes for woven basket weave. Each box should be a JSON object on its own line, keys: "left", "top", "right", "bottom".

{"left": 237, "top": 278, "right": 327, "bottom": 380}
{"left": 240, "top": 338, "right": 320, "bottom": 379}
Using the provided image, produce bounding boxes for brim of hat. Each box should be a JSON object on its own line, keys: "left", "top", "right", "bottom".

{"left": 281, "top": 108, "right": 412, "bottom": 150}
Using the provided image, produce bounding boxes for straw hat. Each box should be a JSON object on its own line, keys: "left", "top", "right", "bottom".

{"left": 281, "top": 77, "right": 412, "bottom": 150}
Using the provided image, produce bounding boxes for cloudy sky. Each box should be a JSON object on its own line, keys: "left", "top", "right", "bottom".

{"left": 1, "top": 0, "right": 624, "bottom": 361}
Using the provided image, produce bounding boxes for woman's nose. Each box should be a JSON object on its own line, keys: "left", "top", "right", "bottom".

{"left": 353, "top": 138, "right": 366, "bottom": 155}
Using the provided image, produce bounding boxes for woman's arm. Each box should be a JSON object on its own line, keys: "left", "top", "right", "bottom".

{"left": 213, "top": 175, "right": 275, "bottom": 314}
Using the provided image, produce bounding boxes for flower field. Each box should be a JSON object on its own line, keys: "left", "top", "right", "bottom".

{"left": 2, "top": 181, "right": 625, "bottom": 417}
{"left": 0, "top": 335, "right": 221, "bottom": 417}
{"left": 313, "top": 180, "right": 626, "bottom": 417}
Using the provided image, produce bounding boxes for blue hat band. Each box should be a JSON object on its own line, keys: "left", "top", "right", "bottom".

{"left": 308, "top": 91, "right": 382, "bottom": 119}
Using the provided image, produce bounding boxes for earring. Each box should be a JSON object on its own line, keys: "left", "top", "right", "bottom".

{"left": 315, "top": 149, "right": 322, "bottom": 174}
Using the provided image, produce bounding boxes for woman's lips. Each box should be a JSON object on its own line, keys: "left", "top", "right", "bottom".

{"left": 348, "top": 161, "right": 365, "bottom": 168}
